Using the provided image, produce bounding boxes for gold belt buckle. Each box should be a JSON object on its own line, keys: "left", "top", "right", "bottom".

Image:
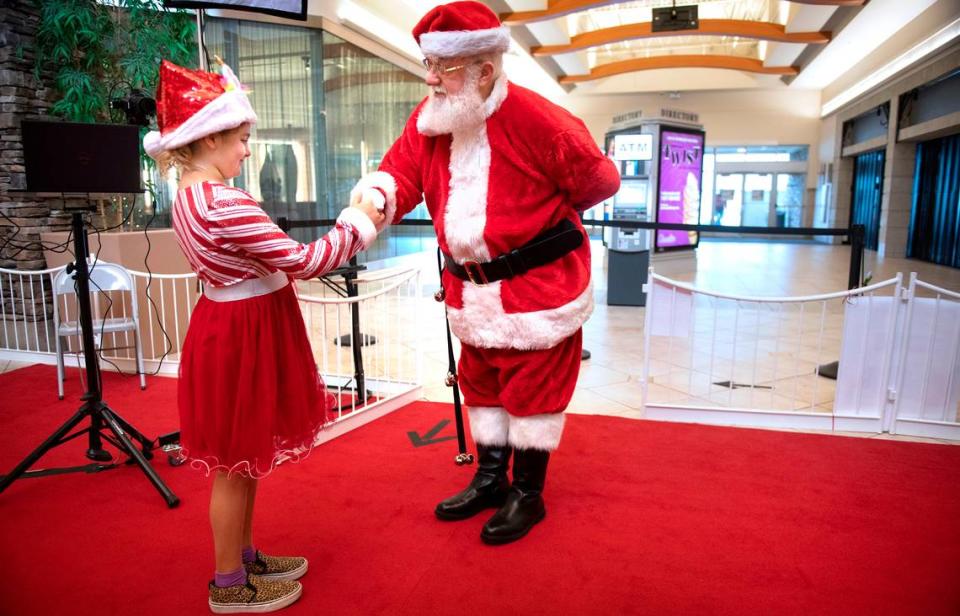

{"left": 463, "top": 260, "right": 489, "bottom": 285}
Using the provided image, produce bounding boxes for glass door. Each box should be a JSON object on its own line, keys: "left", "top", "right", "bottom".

{"left": 742, "top": 173, "right": 773, "bottom": 226}
{"left": 707, "top": 145, "right": 810, "bottom": 233}
{"left": 713, "top": 173, "right": 779, "bottom": 227}
{"left": 714, "top": 172, "right": 743, "bottom": 226}
{"left": 775, "top": 173, "right": 805, "bottom": 227}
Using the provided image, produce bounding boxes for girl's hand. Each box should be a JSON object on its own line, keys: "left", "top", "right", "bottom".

{"left": 351, "top": 190, "right": 387, "bottom": 231}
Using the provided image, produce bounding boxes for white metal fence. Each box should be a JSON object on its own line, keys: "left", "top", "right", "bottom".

{"left": 0, "top": 262, "right": 423, "bottom": 439}
{"left": 1, "top": 262, "right": 203, "bottom": 370}
{"left": 886, "top": 275, "right": 960, "bottom": 440}
{"left": 643, "top": 269, "right": 960, "bottom": 440}
{"left": 0, "top": 264, "right": 61, "bottom": 361}
{"left": 295, "top": 267, "right": 424, "bottom": 443}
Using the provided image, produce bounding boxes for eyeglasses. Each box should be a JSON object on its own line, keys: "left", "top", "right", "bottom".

{"left": 421, "top": 58, "right": 469, "bottom": 75}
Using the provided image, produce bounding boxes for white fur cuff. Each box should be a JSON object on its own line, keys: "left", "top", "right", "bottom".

{"left": 468, "top": 406, "right": 509, "bottom": 446}
{"left": 508, "top": 412, "right": 565, "bottom": 451}
{"left": 336, "top": 207, "right": 377, "bottom": 249}
{"left": 351, "top": 172, "right": 398, "bottom": 226}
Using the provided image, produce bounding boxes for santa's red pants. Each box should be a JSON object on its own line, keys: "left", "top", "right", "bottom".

{"left": 457, "top": 329, "right": 583, "bottom": 417}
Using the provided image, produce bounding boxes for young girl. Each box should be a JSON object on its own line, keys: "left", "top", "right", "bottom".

{"left": 144, "top": 59, "right": 384, "bottom": 613}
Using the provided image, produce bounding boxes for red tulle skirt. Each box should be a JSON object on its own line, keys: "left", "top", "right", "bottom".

{"left": 177, "top": 282, "right": 333, "bottom": 478}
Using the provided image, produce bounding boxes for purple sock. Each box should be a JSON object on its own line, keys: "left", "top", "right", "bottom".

{"left": 242, "top": 545, "right": 257, "bottom": 564}
{"left": 214, "top": 567, "right": 247, "bottom": 588}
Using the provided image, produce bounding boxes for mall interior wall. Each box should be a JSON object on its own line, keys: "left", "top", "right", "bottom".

{"left": 820, "top": 41, "right": 960, "bottom": 261}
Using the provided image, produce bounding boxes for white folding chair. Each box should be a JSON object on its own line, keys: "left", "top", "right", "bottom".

{"left": 52, "top": 260, "right": 147, "bottom": 399}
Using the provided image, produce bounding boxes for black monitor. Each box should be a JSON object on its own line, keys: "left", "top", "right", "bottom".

{"left": 652, "top": 5, "right": 699, "bottom": 33}
{"left": 163, "top": 0, "right": 307, "bottom": 21}
{"left": 20, "top": 121, "right": 142, "bottom": 194}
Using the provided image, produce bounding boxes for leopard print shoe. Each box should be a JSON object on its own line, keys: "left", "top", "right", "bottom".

{"left": 244, "top": 550, "right": 308, "bottom": 581}
{"left": 208, "top": 574, "right": 302, "bottom": 613}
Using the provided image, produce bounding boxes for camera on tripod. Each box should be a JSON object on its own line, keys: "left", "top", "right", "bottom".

{"left": 110, "top": 89, "right": 156, "bottom": 127}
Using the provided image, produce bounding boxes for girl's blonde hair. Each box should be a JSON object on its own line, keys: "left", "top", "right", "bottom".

{"left": 154, "top": 143, "right": 197, "bottom": 174}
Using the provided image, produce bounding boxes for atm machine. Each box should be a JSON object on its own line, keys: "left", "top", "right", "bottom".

{"left": 603, "top": 115, "right": 705, "bottom": 306}
{"left": 603, "top": 130, "right": 653, "bottom": 305}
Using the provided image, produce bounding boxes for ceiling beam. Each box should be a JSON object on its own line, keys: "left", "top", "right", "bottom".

{"left": 531, "top": 20, "right": 831, "bottom": 56}
{"left": 502, "top": 0, "right": 866, "bottom": 26}
{"left": 558, "top": 55, "right": 798, "bottom": 83}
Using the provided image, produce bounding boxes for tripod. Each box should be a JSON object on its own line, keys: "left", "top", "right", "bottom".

{"left": 0, "top": 210, "right": 179, "bottom": 508}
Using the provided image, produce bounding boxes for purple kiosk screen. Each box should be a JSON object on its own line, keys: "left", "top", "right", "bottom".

{"left": 656, "top": 129, "right": 704, "bottom": 251}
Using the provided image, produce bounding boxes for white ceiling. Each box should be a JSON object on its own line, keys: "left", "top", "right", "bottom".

{"left": 503, "top": 0, "right": 837, "bottom": 92}
{"left": 338, "top": 0, "right": 960, "bottom": 106}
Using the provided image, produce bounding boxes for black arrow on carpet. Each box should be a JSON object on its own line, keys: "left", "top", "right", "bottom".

{"left": 408, "top": 419, "right": 456, "bottom": 447}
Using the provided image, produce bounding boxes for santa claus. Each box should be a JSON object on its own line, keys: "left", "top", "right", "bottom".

{"left": 353, "top": 0, "right": 620, "bottom": 544}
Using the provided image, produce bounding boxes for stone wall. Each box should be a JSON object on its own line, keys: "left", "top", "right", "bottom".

{"left": 0, "top": 0, "right": 64, "bottom": 336}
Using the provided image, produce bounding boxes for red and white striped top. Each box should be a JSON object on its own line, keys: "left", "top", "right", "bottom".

{"left": 172, "top": 181, "right": 365, "bottom": 287}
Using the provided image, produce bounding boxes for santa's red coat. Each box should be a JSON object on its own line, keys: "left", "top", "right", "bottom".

{"left": 354, "top": 78, "right": 620, "bottom": 351}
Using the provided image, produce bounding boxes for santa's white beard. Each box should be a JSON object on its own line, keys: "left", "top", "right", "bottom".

{"left": 417, "top": 74, "right": 487, "bottom": 136}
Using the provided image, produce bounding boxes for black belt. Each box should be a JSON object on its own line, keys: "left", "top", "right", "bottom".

{"left": 443, "top": 219, "right": 584, "bottom": 285}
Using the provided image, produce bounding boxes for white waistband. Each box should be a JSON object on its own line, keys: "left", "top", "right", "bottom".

{"left": 203, "top": 271, "right": 289, "bottom": 302}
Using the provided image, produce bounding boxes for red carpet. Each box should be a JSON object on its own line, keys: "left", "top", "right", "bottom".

{"left": 1, "top": 364, "right": 959, "bottom": 616}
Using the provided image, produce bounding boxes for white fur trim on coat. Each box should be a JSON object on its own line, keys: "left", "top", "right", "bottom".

{"left": 444, "top": 120, "right": 492, "bottom": 263}
{"left": 351, "top": 171, "right": 397, "bottom": 226}
{"left": 482, "top": 74, "right": 508, "bottom": 118}
{"left": 144, "top": 90, "right": 256, "bottom": 159}
{"left": 449, "top": 282, "right": 594, "bottom": 350}
{"left": 508, "top": 412, "right": 565, "bottom": 451}
{"left": 419, "top": 26, "right": 511, "bottom": 58}
{"left": 336, "top": 207, "right": 377, "bottom": 249}
{"left": 468, "top": 406, "right": 509, "bottom": 446}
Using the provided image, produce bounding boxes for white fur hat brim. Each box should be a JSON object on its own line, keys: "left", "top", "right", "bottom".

{"left": 419, "top": 26, "right": 510, "bottom": 58}
{"left": 144, "top": 90, "right": 257, "bottom": 160}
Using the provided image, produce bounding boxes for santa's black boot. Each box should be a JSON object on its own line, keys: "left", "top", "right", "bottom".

{"left": 480, "top": 448, "right": 549, "bottom": 545}
{"left": 435, "top": 444, "right": 512, "bottom": 521}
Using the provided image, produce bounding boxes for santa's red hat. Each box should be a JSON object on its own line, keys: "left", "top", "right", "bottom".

{"left": 412, "top": 1, "right": 510, "bottom": 59}
{"left": 143, "top": 59, "right": 257, "bottom": 159}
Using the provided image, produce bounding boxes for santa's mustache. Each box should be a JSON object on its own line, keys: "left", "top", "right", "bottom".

{"left": 417, "top": 70, "right": 486, "bottom": 136}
